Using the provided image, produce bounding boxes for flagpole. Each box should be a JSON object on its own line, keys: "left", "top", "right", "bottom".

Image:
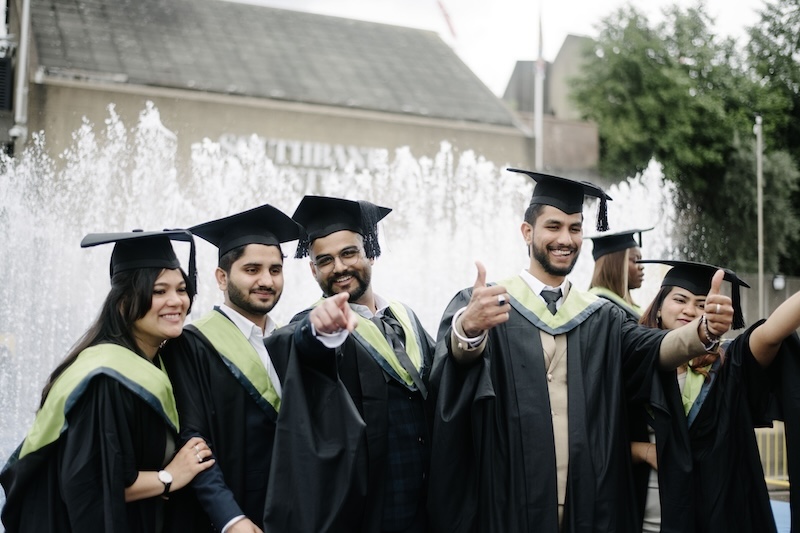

{"left": 534, "top": 3, "right": 544, "bottom": 171}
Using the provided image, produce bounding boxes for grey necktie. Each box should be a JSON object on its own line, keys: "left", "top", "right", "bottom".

{"left": 371, "top": 311, "right": 428, "bottom": 398}
{"left": 540, "top": 288, "right": 562, "bottom": 315}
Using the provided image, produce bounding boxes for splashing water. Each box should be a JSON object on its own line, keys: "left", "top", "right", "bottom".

{"left": 0, "top": 103, "right": 676, "bottom": 499}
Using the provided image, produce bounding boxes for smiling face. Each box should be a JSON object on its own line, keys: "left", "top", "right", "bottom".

{"left": 217, "top": 244, "right": 284, "bottom": 326}
{"left": 659, "top": 286, "right": 706, "bottom": 330}
{"left": 523, "top": 205, "right": 583, "bottom": 286}
{"left": 131, "top": 268, "right": 190, "bottom": 358}
{"left": 309, "top": 230, "right": 373, "bottom": 308}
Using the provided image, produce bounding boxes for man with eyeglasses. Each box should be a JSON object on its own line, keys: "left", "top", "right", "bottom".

{"left": 263, "top": 195, "right": 435, "bottom": 533}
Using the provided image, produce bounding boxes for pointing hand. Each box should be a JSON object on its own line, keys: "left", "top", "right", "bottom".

{"left": 309, "top": 292, "right": 359, "bottom": 334}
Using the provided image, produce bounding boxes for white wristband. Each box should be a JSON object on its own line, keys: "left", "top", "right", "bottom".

{"left": 451, "top": 306, "right": 487, "bottom": 348}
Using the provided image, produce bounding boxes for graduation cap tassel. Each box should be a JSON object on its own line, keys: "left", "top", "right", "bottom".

{"left": 596, "top": 196, "right": 609, "bottom": 232}
{"left": 732, "top": 284, "right": 745, "bottom": 330}
{"left": 363, "top": 229, "right": 381, "bottom": 259}
{"left": 187, "top": 236, "right": 197, "bottom": 297}
{"left": 358, "top": 200, "right": 382, "bottom": 259}
{"left": 294, "top": 233, "right": 311, "bottom": 259}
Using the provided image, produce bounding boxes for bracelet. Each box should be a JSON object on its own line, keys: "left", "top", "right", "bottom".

{"left": 700, "top": 315, "right": 721, "bottom": 352}
{"left": 701, "top": 314, "right": 721, "bottom": 341}
{"left": 451, "top": 307, "right": 487, "bottom": 348}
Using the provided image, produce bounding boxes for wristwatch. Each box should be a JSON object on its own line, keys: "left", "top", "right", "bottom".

{"left": 157, "top": 470, "right": 173, "bottom": 496}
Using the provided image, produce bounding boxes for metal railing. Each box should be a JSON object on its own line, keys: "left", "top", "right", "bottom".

{"left": 757, "top": 421, "right": 790, "bottom": 489}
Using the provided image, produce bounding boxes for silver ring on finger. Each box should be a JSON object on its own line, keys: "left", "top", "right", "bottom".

{"left": 497, "top": 294, "right": 506, "bottom": 306}
{"left": 193, "top": 444, "right": 200, "bottom": 454}
{"left": 196, "top": 453, "right": 202, "bottom": 463}
{"left": 716, "top": 303, "right": 721, "bottom": 314}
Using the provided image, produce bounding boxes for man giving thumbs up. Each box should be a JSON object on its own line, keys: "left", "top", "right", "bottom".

{"left": 427, "top": 169, "right": 733, "bottom": 533}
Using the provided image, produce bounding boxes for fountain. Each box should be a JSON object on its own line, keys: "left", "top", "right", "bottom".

{"left": 0, "top": 102, "right": 676, "bottom": 516}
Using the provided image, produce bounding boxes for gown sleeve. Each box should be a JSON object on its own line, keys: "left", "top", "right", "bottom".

{"left": 162, "top": 333, "right": 243, "bottom": 529}
{"left": 59, "top": 376, "right": 147, "bottom": 532}
{"left": 262, "top": 320, "right": 368, "bottom": 533}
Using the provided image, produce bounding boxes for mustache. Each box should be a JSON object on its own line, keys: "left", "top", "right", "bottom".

{"left": 329, "top": 269, "right": 358, "bottom": 279}
{"left": 250, "top": 287, "right": 276, "bottom": 294}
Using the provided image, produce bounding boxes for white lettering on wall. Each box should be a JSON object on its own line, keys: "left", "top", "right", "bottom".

{"left": 218, "top": 134, "right": 386, "bottom": 171}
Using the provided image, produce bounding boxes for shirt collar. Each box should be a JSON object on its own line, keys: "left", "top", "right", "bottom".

{"left": 349, "top": 292, "right": 389, "bottom": 319}
{"left": 219, "top": 303, "right": 274, "bottom": 338}
{"left": 519, "top": 269, "right": 569, "bottom": 299}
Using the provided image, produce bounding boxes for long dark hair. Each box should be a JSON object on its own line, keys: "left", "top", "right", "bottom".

{"left": 590, "top": 248, "right": 635, "bottom": 305}
{"left": 639, "top": 284, "right": 719, "bottom": 378}
{"left": 39, "top": 267, "right": 195, "bottom": 407}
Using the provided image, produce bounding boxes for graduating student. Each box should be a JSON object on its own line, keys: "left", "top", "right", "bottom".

{"left": 1, "top": 230, "right": 214, "bottom": 533}
{"left": 161, "top": 205, "right": 301, "bottom": 533}
{"left": 264, "top": 196, "right": 435, "bottom": 533}
{"left": 587, "top": 227, "right": 653, "bottom": 320}
{"left": 633, "top": 260, "right": 800, "bottom": 533}
{"left": 428, "top": 169, "right": 735, "bottom": 533}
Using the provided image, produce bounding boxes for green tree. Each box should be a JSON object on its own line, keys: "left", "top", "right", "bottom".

{"left": 675, "top": 135, "right": 799, "bottom": 273}
{"left": 572, "top": 2, "right": 800, "bottom": 273}
{"left": 746, "top": 0, "right": 800, "bottom": 274}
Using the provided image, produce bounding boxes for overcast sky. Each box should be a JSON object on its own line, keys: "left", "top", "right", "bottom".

{"left": 228, "top": 0, "right": 766, "bottom": 95}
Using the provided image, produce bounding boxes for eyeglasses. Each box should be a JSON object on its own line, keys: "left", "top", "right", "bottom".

{"left": 313, "top": 247, "right": 363, "bottom": 272}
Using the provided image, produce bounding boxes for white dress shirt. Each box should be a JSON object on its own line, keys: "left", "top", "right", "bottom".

{"left": 218, "top": 303, "right": 282, "bottom": 398}
{"left": 519, "top": 269, "right": 569, "bottom": 312}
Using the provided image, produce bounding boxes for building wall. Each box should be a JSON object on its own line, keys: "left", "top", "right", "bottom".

{"left": 738, "top": 273, "right": 800, "bottom": 327}
{"left": 548, "top": 35, "right": 594, "bottom": 122}
{"left": 25, "top": 77, "right": 535, "bottom": 174}
{"left": 514, "top": 111, "right": 598, "bottom": 174}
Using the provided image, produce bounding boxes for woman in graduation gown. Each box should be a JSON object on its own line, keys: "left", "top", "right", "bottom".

{"left": 586, "top": 228, "right": 652, "bottom": 321}
{"left": 0, "top": 230, "right": 215, "bottom": 533}
{"left": 632, "top": 260, "right": 800, "bottom": 532}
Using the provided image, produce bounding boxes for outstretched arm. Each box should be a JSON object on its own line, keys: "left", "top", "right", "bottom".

{"left": 748, "top": 289, "right": 800, "bottom": 367}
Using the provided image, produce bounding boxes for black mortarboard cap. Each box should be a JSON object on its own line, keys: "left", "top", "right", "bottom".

{"left": 637, "top": 259, "right": 750, "bottom": 329}
{"left": 189, "top": 204, "right": 301, "bottom": 259}
{"left": 507, "top": 168, "right": 613, "bottom": 231}
{"left": 292, "top": 195, "right": 392, "bottom": 259}
{"left": 587, "top": 227, "right": 654, "bottom": 261}
{"left": 80, "top": 229, "right": 197, "bottom": 292}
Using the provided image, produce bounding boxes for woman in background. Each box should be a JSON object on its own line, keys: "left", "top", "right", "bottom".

{"left": 587, "top": 228, "right": 652, "bottom": 320}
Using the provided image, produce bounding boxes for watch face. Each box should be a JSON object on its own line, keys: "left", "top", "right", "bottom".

{"left": 158, "top": 470, "right": 173, "bottom": 484}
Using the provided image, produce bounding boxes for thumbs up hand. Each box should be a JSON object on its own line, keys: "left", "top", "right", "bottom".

{"left": 703, "top": 269, "right": 733, "bottom": 338}
{"left": 459, "top": 261, "right": 510, "bottom": 337}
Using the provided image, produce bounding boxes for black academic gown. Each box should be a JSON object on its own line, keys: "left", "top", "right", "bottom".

{"left": 268, "top": 304, "right": 436, "bottom": 533}
{"left": 262, "top": 321, "right": 369, "bottom": 533}
{"left": 769, "top": 331, "right": 800, "bottom": 532}
{"left": 428, "top": 286, "right": 665, "bottom": 533}
{"left": 162, "top": 315, "right": 284, "bottom": 532}
{"left": 1, "top": 376, "right": 172, "bottom": 533}
{"left": 644, "top": 321, "right": 788, "bottom": 533}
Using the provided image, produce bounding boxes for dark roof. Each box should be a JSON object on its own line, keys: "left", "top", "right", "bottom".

{"left": 30, "top": 0, "right": 517, "bottom": 126}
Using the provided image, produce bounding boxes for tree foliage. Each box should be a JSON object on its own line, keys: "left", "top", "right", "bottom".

{"left": 572, "top": 1, "right": 800, "bottom": 274}
{"left": 746, "top": 0, "right": 800, "bottom": 274}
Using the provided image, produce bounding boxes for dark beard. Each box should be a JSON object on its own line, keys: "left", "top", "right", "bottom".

{"left": 227, "top": 280, "right": 279, "bottom": 316}
{"left": 532, "top": 243, "right": 579, "bottom": 277}
{"left": 323, "top": 269, "right": 370, "bottom": 303}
